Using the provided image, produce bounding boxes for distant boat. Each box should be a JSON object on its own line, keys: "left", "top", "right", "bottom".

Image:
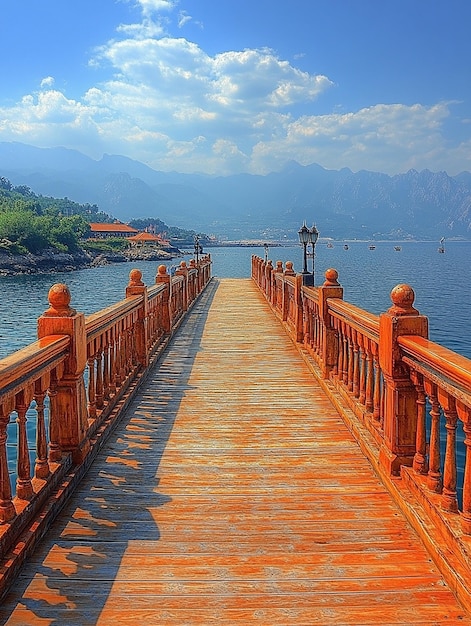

{"left": 343, "top": 244, "right": 349, "bottom": 250}
{"left": 438, "top": 237, "right": 445, "bottom": 253}
{"left": 369, "top": 244, "right": 376, "bottom": 250}
{"left": 326, "top": 242, "right": 334, "bottom": 248}
{"left": 394, "top": 246, "right": 401, "bottom": 251}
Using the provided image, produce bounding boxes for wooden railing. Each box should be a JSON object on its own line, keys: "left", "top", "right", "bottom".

{"left": 252, "top": 253, "right": 471, "bottom": 609}
{"left": 0, "top": 256, "right": 211, "bottom": 596}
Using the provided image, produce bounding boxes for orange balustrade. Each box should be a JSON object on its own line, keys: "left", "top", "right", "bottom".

{"left": 0, "top": 255, "right": 211, "bottom": 597}
{"left": 252, "top": 252, "right": 471, "bottom": 609}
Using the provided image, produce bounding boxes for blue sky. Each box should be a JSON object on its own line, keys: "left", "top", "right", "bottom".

{"left": 1, "top": 0, "right": 471, "bottom": 176}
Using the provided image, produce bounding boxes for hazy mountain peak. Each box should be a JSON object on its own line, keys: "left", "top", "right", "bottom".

{"left": 1, "top": 141, "right": 470, "bottom": 240}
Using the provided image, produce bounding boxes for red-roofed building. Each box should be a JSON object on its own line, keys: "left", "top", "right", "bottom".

{"left": 88, "top": 222, "right": 139, "bottom": 239}
{"left": 128, "top": 232, "right": 171, "bottom": 247}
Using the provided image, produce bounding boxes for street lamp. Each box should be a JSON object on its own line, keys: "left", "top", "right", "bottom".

{"left": 194, "top": 235, "right": 201, "bottom": 264}
{"left": 298, "top": 222, "right": 319, "bottom": 286}
{"left": 298, "top": 222, "right": 313, "bottom": 285}
{"left": 310, "top": 224, "right": 319, "bottom": 286}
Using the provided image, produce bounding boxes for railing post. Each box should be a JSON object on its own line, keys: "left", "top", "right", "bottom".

{"left": 156, "top": 264, "right": 172, "bottom": 333}
{"left": 318, "top": 268, "right": 344, "bottom": 379}
{"left": 265, "top": 260, "right": 273, "bottom": 302}
{"left": 175, "top": 261, "right": 189, "bottom": 311}
{"left": 282, "top": 261, "right": 295, "bottom": 322}
{"left": 0, "top": 400, "right": 16, "bottom": 522}
{"left": 273, "top": 261, "right": 283, "bottom": 307}
{"left": 126, "top": 269, "right": 149, "bottom": 368}
{"left": 295, "top": 273, "right": 304, "bottom": 342}
{"left": 379, "top": 284, "right": 429, "bottom": 475}
{"left": 37, "top": 283, "right": 89, "bottom": 465}
{"left": 201, "top": 254, "right": 211, "bottom": 287}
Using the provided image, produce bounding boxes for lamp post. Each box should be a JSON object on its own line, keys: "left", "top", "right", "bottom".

{"left": 263, "top": 243, "right": 269, "bottom": 263}
{"left": 298, "top": 222, "right": 312, "bottom": 285}
{"left": 298, "top": 222, "right": 319, "bottom": 286}
{"left": 194, "top": 235, "right": 200, "bottom": 265}
{"left": 310, "top": 224, "right": 319, "bottom": 286}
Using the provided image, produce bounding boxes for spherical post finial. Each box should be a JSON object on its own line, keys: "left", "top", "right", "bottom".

{"left": 42, "top": 283, "right": 76, "bottom": 317}
{"left": 129, "top": 268, "right": 144, "bottom": 287}
{"left": 323, "top": 268, "right": 340, "bottom": 286}
{"left": 388, "top": 284, "right": 419, "bottom": 315}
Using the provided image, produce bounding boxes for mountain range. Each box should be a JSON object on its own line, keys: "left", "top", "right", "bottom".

{"left": 1, "top": 141, "right": 470, "bottom": 241}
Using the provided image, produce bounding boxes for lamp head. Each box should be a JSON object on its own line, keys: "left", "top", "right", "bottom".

{"left": 298, "top": 222, "right": 310, "bottom": 244}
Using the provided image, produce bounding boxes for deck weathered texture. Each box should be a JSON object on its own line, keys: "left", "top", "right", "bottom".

{"left": 1, "top": 278, "right": 470, "bottom": 625}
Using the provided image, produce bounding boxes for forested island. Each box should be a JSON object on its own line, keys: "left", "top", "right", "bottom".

{"left": 0, "top": 177, "right": 208, "bottom": 275}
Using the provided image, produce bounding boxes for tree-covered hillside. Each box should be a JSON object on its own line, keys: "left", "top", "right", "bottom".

{"left": 0, "top": 177, "right": 209, "bottom": 256}
{"left": 0, "top": 176, "right": 113, "bottom": 254}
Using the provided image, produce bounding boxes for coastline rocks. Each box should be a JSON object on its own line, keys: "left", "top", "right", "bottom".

{"left": 0, "top": 249, "right": 93, "bottom": 275}
{"left": 0, "top": 247, "right": 180, "bottom": 275}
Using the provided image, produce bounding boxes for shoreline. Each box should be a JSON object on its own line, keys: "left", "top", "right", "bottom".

{"left": 0, "top": 248, "right": 181, "bottom": 276}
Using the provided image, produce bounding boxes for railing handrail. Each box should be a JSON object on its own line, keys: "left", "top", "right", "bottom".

{"left": 0, "top": 335, "right": 70, "bottom": 403}
{"left": 327, "top": 297, "right": 380, "bottom": 342}
{"left": 147, "top": 282, "right": 166, "bottom": 301}
{"left": 399, "top": 334, "right": 471, "bottom": 405}
{"left": 85, "top": 294, "right": 145, "bottom": 340}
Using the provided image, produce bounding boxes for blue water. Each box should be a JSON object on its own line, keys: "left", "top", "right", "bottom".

{"left": 0, "top": 240, "right": 470, "bottom": 359}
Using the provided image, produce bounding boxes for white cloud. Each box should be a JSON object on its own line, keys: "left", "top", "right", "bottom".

{"left": 40, "top": 76, "right": 55, "bottom": 89}
{"left": 250, "top": 103, "right": 456, "bottom": 174}
{"left": 129, "top": 0, "right": 176, "bottom": 18}
{"left": 0, "top": 2, "right": 468, "bottom": 176}
{"left": 178, "top": 11, "right": 193, "bottom": 28}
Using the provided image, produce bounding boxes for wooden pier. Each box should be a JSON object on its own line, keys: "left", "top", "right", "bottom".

{"left": 1, "top": 278, "right": 470, "bottom": 624}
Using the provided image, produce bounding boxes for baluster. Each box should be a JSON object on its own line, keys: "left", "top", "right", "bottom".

{"left": 0, "top": 401, "right": 16, "bottom": 522}
{"left": 315, "top": 309, "right": 321, "bottom": 354}
{"left": 108, "top": 328, "right": 117, "bottom": 395}
{"left": 352, "top": 330, "right": 360, "bottom": 397}
{"left": 305, "top": 300, "right": 311, "bottom": 348}
{"left": 48, "top": 369, "right": 62, "bottom": 463}
{"left": 347, "top": 330, "right": 354, "bottom": 392}
{"left": 132, "top": 311, "right": 140, "bottom": 366}
{"left": 96, "top": 345, "right": 104, "bottom": 408}
{"left": 358, "top": 337, "right": 366, "bottom": 405}
{"left": 149, "top": 304, "right": 156, "bottom": 346}
{"left": 330, "top": 318, "right": 338, "bottom": 377}
{"left": 411, "top": 372, "right": 427, "bottom": 475}
{"left": 103, "top": 334, "right": 111, "bottom": 399}
{"left": 127, "top": 324, "right": 134, "bottom": 370}
{"left": 87, "top": 342, "right": 97, "bottom": 419}
{"left": 121, "top": 322, "right": 128, "bottom": 377}
{"left": 303, "top": 299, "right": 310, "bottom": 347}
{"left": 342, "top": 324, "right": 349, "bottom": 384}
{"left": 380, "top": 376, "right": 386, "bottom": 427}
{"left": 365, "top": 343, "right": 374, "bottom": 413}
{"left": 426, "top": 383, "right": 442, "bottom": 493}
{"left": 112, "top": 324, "right": 121, "bottom": 388}
{"left": 34, "top": 377, "right": 50, "bottom": 480}
{"left": 336, "top": 322, "right": 343, "bottom": 381}
{"left": 439, "top": 391, "right": 459, "bottom": 513}
{"left": 15, "top": 389, "right": 34, "bottom": 500}
{"left": 458, "top": 402, "right": 471, "bottom": 533}
{"left": 373, "top": 349, "right": 381, "bottom": 422}
{"left": 318, "top": 318, "right": 324, "bottom": 359}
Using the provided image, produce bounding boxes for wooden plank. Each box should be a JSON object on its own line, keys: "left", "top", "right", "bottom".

{"left": 1, "top": 278, "right": 470, "bottom": 625}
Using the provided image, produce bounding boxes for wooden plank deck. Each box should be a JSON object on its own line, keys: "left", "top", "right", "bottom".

{"left": 1, "top": 278, "right": 470, "bottom": 625}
